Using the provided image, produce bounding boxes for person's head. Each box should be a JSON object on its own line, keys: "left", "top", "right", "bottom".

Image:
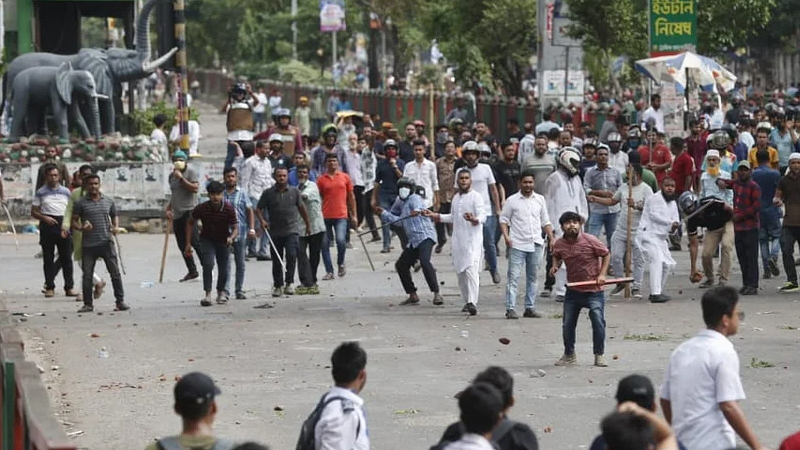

{"left": 299, "top": 96, "right": 309, "bottom": 107}
{"left": 559, "top": 130, "right": 572, "bottom": 147}
{"left": 557, "top": 148, "right": 581, "bottom": 177}
{"left": 325, "top": 153, "right": 339, "bottom": 172}
{"left": 534, "top": 136, "right": 548, "bottom": 155}
{"left": 756, "top": 129, "right": 770, "bottom": 148}
{"left": 231, "top": 443, "right": 270, "bottom": 450}
{"left": 348, "top": 133, "right": 359, "bottom": 150}
{"left": 615, "top": 375, "right": 655, "bottom": 411}
{"left": 705, "top": 149, "right": 721, "bottom": 169}
{"left": 645, "top": 129, "right": 658, "bottom": 145}
{"left": 670, "top": 137, "right": 685, "bottom": 155}
{"left": 83, "top": 174, "right": 101, "bottom": 195}
{"left": 462, "top": 141, "right": 480, "bottom": 167}
{"left": 43, "top": 163, "right": 60, "bottom": 187}
{"left": 384, "top": 139, "right": 398, "bottom": 158}
{"left": 278, "top": 111, "right": 291, "bottom": 128}
{"left": 563, "top": 122, "right": 575, "bottom": 134}
{"left": 331, "top": 342, "right": 367, "bottom": 393}
{"left": 273, "top": 166, "right": 289, "bottom": 186}
{"left": 153, "top": 113, "right": 168, "bottom": 129}
{"left": 206, "top": 180, "right": 224, "bottom": 205}
{"left": 456, "top": 168, "right": 472, "bottom": 193}
{"left": 413, "top": 140, "right": 426, "bottom": 160}
{"left": 322, "top": 125, "right": 339, "bottom": 146}
{"left": 517, "top": 171, "right": 535, "bottom": 195}
{"left": 701, "top": 286, "right": 742, "bottom": 336}
{"left": 502, "top": 142, "right": 516, "bottom": 161}
{"left": 660, "top": 177, "right": 676, "bottom": 201}
{"left": 651, "top": 93, "right": 661, "bottom": 109}
{"left": 790, "top": 153, "right": 800, "bottom": 175}
{"left": 397, "top": 177, "right": 416, "bottom": 200}
{"left": 173, "top": 372, "right": 220, "bottom": 425}
{"left": 78, "top": 164, "right": 94, "bottom": 183}
{"left": 559, "top": 211, "right": 583, "bottom": 239}
{"left": 255, "top": 140, "right": 269, "bottom": 158}
{"left": 293, "top": 153, "right": 307, "bottom": 167}
{"left": 506, "top": 118, "right": 520, "bottom": 131}
{"left": 547, "top": 127, "right": 561, "bottom": 142}
{"left": 601, "top": 411, "right": 655, "bottom": 450}
{"left": 755, "top": 150, "right": 769, "bottom": 166}
{"left": 689, "top": 119, "right": 701, "bottom": 136}
{"left": 223, "top": 167, "right": 238, "bottom": 188}
{"left": 269, "top": 134, "right": 284, "bottom": 154}
{"left": 475, "top": 121, "right": 487, "bottom": 136}
{"left": 414, "top": 120, "right": 425, "bottom": 136}
{"left": 583, "top": 140, "right": 597, "bottom": 159}
{"left": 296, "top": 164, "right": 311, "bottom": 183}
{"left": 737, "top": 160, "right": 752, "bottom": 181}
{"left": 626, "top": 126, "right": 642, "bottom": 148}
{"left": 596, "top": 145, "right": 609, "bottom": 168}
{"left": 405, "top": 122, "right": 417, "bottom": 139}
{"left": 444, "top": 140, "right": 456, "bottom": 158}
{"left": 44, "top": 145, "right": 58, "bottom": 160}
{"left": 607, "top": 132, "right": 622, "bottom": 153}
{"left": 458, "top": 382, "right": 504, "bottom": 437}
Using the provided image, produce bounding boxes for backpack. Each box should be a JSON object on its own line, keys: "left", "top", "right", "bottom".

{"left": 156, "top": 436, "right": 235, "bottom": 450}
{"left": 296, "top": 394, "right": 361, "bottom": 450}
{"left": 430, "top": 419, "right": 517, "bottom": 450}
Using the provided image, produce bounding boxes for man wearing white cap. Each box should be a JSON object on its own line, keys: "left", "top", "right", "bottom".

{"left": 773, "top": 152, "right": 800, "bottom": 292}
{"left": 696, "top": 149, "right": 734, "bottom": 287}
{"left": 268, "top": 134, "right": 294, "bottom": 172}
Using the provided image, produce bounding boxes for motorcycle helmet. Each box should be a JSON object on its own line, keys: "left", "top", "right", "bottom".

{"left": 383, "top": 139, "right": 398, "bottom": 149}
{"left": 461, "top": 140, "right": 480, "bottom": 155}
{"left": 679, "top": 191, "right": 699, "bottom": 215}
{"left": 557, "top": 147, "right": 581, "bottom": 176}
{"left": 710, "top": 130, "right": 730, "bottom": 150}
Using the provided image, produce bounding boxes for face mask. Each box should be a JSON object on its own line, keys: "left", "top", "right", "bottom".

{"left": 629, "top": 139, "right": 640, "bottom": 148}
{"left": 173, "top": 160, "right": 186, "bottom": 171}
{"left": 398, "top": 187, "right": 411, "bottom": 199}
{"left": 436, "top": 132, "right": 449, "bottom": 144}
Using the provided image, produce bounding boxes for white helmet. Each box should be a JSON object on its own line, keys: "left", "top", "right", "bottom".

{"left": 462, "top": 140, "right": 480, "bottom": 154}
{"left": 557, "top": 147, "right": 581, "bottom": 176}
{"left": 478, "top": 142, "right": 492, "bottom": 157}
{"left": 268, "top": 134, "right": 284, "bottom": 143}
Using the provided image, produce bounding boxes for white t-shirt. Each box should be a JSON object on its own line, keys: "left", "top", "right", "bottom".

{"left": 660, "top": 329, "right": 746, "bottom": 450}
{"left": 642, "top": 106, "right": 665, "bottom": 133}
{"left": 169, "top": 121, "right": 201, "bottom": 156}
{"left": 613, "top": 182, "right": 653, "bottom": 233}
{"left": 268, "top": 95, "right": 282, "bottom": 115}
{"left": 253, "top": 93, "right": 268, "bottom": 113}
{"left": 455, "top": 164, "right": 496, "bottom": 217}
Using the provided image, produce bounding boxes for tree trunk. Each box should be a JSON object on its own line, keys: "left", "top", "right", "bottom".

{"left": 368, "top": 24, "right": 381, "bottom": 88}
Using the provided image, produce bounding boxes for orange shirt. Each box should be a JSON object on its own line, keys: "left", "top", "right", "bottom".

{"left": 748, "top": 146, "right": 780, "bottom": 170}
{"left": 316, "top": 171, "right": 354, "bottom": 219}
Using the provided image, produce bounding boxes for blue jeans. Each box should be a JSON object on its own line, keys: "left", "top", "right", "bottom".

{"left": 759, "top": 213, "right": 781, "bottom": 271}
{"left": 483, "top": 215, "right": 499, "bottom": 274}
{"left": 505, "top": 245, "right": 544, "bottom": 311}
{"left": 321, "top": 218, "right": 348, "bottom": 273}
{"left": 379, "top": 192, "right": 397, "bottom": 251}
{"left": 225, "top": 236, "right": 247, "bottom": 294}
{"left": 587, "top": 212, "right": 619, "bottom": 246}
{"left": 562, "top": 289, "right": 606, "bottom": 355}
{"left": 248, "top": 196, "right": 269, "bottom": 257}
{"left": 200, "top": 239, "right": 230, "bottom": 293}
{"left": 311, "top": 118, "right": 326, "bottom": 138}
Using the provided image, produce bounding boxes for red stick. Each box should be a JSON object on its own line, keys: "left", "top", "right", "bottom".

{"left": 566, "top": 277, "right": 635, "bottom": 288}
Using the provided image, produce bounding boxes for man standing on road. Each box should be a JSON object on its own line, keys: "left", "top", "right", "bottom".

{"left": 698, "top": 150, "right": 734, "bottom": 287}
{"left": 32, "top": 164, "right": 77, "bottom": 298}
{"left": 185, "top": 181, "right": 238, "bottom": 307}
{"left": 317, "top": 153, "right": 358, "bottom": 280}
{"left": 258, "top": 167, "right": 311, "bottom": 298}
{"left": 222, "top": 168, "right": 255, "bottom": 300}
{"left": 398, "top": 122, "right": 419, "bottom": 163}
{"left": 372, "top": 140, "right": 406, "bottom": 253}
{"left": 636, "top": 178, "right": 680, "bottom": 303}
{"left": 311, "top": 124, "right": 348, "bottom": 175}
{"left": 71, "top": 174, "right": 129, "bottom": 313}
{"left": 426, "top": 170, "right": 484, "bottom": 315}
{"left": 500, "top": 172, "right": 554, "bottom": 319}
{"left": 378, "top": 177, "right": 443, "bottom": 307}
{"left": 494, "top": 142, "right": 522, "bottom": 200}
{"left": 585, "top": 146, "right": 622, "bottom": 245}
{"left": 296, "top": 164, "right": 325, "bottom": 295}
{"left": 240, "top": 140, "right": 274, "bottom": 261}
{"left": 660, "top": 286, "right": 767, "bottom": 450}
{"left": 35, "top": 146, "right": 71, "bottom": 190}
{"left": 718, "top": 161, "right": 761, "bottom": 295}
{"left": 403, "top": 139, "right": 440, "bottom": 210}
{"left": 751, "top": 151, "right": 782, "bottom": 279}
{"left": 668, "top": 137, "right": 695, "bottom": 250}
{"left": 551, "top": 211, "right": 610, "bottom": 367}
{"left": 606, "top": 133, "right": 629, "bottom": 176}
{"left": 434, "top": 140, "right": 457, "bottom": 253}
{"left": 166, "top": 150, "right": 202, "bottom": 281}
{"left": 773, "top": 152, "right": 800, "bottom": 292}
{"left": 641, "top": 94, "right": 665, "bottom": 134}
{"left": 680, "top": 193, "right": 734, "bottom": 289}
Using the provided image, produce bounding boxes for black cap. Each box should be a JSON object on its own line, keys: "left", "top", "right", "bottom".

{"left": 174, "top": 372, "right": 221, "bottom": 410}
{"left": 615, "top": 374, "right": 655, "bottom": 410}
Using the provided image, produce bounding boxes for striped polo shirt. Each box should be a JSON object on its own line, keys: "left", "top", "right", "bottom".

{"left": 73, "top": 196, "right": 117, "bottom": 247}
{"left": 191, "top": 200, "right": 238, "bottom": 243}
{"left": 33, "top": 184, "right": 71, "bottom": 216}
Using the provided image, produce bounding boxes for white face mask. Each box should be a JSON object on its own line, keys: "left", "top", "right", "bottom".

{"left": 398, "top": 187, "right": 411, "bottom": 200}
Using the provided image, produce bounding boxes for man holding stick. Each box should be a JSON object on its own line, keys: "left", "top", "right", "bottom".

{"left": 551, "top": 211, "right": 610, "bottom": 367}
{"left": 636, "top": 177, "right": 681, "bottom": 303}
{"left": 166, "top": 150, "right": 202, "bottom": 281}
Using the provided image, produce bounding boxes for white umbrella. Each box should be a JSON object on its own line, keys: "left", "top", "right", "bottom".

{"left": 634, "top": 51, "right": 737, "bottom": 93}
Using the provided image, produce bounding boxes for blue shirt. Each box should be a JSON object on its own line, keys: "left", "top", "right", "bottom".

{"left": 380, "top": 194, "right": 436, "bottom": 248}
{"left": 375, "top": 158, "right": 406, "bottom": 196}
{"left": 752, "top": 166, "right": 782, "bottom": 221}
{"left": 335, "top": 100, "right": 352, "bottom": 112}
{"left": 223, "top": 187, "right": 252, "bottom": 237}
{"left": 288, "top": 167, "right": 317, "bottom": 187}
{"left": 769, "top": 128, "right": 795, "bottom": 167}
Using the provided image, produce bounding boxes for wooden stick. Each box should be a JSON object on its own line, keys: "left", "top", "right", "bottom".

{"left": 159, "top": 217, "right": 172, "bottom": 283}
{"left": 567, "top": 277, "right": 634, "bottom": 288}
{"left": 624, "top": 167, "right": 633, "bottom": 298}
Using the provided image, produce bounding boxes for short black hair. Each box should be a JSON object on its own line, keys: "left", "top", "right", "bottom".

{"left": 601, "top": 411, "right": 656, "bottom": 450}
{"left": 255, "top": 139, "right": 266, "bottom": 148}
{"left": 628, "top": 151, "right": 642, "bottom": 165}
{"left": 231, "top": 443, "right": 270, "bottom": 450}
{"left": 519, "top": 171, "right": 535, "bottom": 181}
{"left": 651, "top": 93, "right": 661, "bottom": 102}
{"left": 84, "top": 174, "right": 101, "bottom": 183}
{"left": 701, "top": 286, "right": 739, "bottom": 328}
{"left": 223, "top": 167, "right": 238, "bottom": 176}
{"left": 331, "top": 342, "right": 367, "bottom": 385}
{"left": 473, "top": 366, "right": 514, "bottom": 409}
{"left": 502, "top": 141, "right": 515, "bottom": 149}
{"left": 296, "top": 163, "right": 310, "bottom": 172}
{"left": 325, "top": 153, "right": 339, "bottom": 161}
{"left": 153, "top": 113, "right": 168, "bottom": 127}
{"left": 42, "top": 163, "right": 59, "bottom": 174}
{"left": 78, "top": 164, "right": 94, "bottom": 176}
{"left": 688, "top": 119, "right": 699, "bottom": 128}
{"left": 413, "top": 139, "right": 426, "bottom": 147}
{"left": 507, "top": 118, "right": 519, "bottom": 126}
{"left": 175, "top": 399, "right": 212, "bottom": 421}
{"left": 273, "top": 166, "right": 289, "bottom": 176}
{"left": 670, "top": 137, "right": 684, "bottom": 149}
{"left": 631, "top": 164, "right": 643, "bottom": 178}
{"left": 458, "top": 382, "right": 503, "bottom": 435}
{"left": 756, "top": 150, "right": 770, "bottom": 163}
{"left": 206, "top": 180, "right": 224, "bottom": 194}
{"left": 547, "top": 128, "right": 561, "bottom": 140}
{"left": 559, "top": 211, "right": 583, "bottom": 225}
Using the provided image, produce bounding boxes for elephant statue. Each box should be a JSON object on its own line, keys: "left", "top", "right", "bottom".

{"left": 7, "top": 63, "right": 105, "bottom": 142}
{"left": 1, "top": 0, "right": 177, "bottom": 136}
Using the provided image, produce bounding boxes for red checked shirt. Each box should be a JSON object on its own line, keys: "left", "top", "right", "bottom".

{"left": 725, "top": 178, "right": 761, "bottom": 231}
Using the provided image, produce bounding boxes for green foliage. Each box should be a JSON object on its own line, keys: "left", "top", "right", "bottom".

{"left": 749, "top": 358, "right": 775, "bottom": 369}
{"left": 128, "top": 102, "right": 200, "bottom": 136}
{"left": 233, "top": 60, "right": 335, "bottom": 86}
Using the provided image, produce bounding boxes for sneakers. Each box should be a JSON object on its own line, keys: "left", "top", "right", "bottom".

{"left": 780, "top": 282, "right": 800, "bottom": 292}
{"left": 284, "top": 284, "right": 295, "bottom": 295}
{"left": 505, "top": 309, "right": 519, "bottom": 319}
{"left": 466, "top": 303, "right": 477, "bottom": 316}
{"left": 94, "top": 281, "right": 106, "bottom": 299}
{"left": 295, "top": 286, "right": 309, "bottom": 295}
{"left": 610, "top": 284, "right": 625, "bottom": 296}
{"left": 740, "top": 286, "right": 758, "bottom": 296}
{"left": 554, "top": 295, "right": 565, "bottom": 303}
{"left": 272, "top": 287, "right": 283, "bottom": 297}
{"left": 380, "top": 248, "right": 391, "bottom": 254}
{"left": 44, "top": 289, "right": 55, "bottom": 298}
{"left": 180, "top": 272, "right": 199, "bottom": 282}
{"left": 769, "top": 257, "right": 781, "bottom": 277}
{"left": 338, "top": 265, "right": 347, "bottom": 277}
{"left": 322, "top": 273, "right": 335, "bottom": 280}
{"left": 256, "top": 255, "right": 272, "bottom": 261}
{"left": 433, "top": 293, "right": 444, "bottom": 306}
{"left": 200, "top": 294, "right": 213, "bottom": 307}
{"left": 461, "top": 304, "right": 470, "bottom": 312}
{"left": 555, "top": 354, "right": 576, "bottom": 366}
{"left": 491, "top": 271, "right": 501, "bottom": 284}
{"left": 594, "top": 354, "right": 608, "bottom": 367}
{"left": 305, "top": 285, "right": 320, "bottom": 295}
{"left": 115, "top": 302, "right": 131, "bottom": 311}
{"left": 631, "top": 288, "right": 642, "bottom": 299}
{"left": 65, "top": 288, "right": 79, "bottom": 297}
{"left": 77, "top": 304, "right": 93, "bottom": 313}
{"left": 216, "top": 293, "right": 228, "bottom": 304}
{"left": 523, "top": 308, "right": 542, "bottom": 318}
{"left": 540, "top": 289, "right": 551, "bottom": 298}
{"left": 235, "top": 291, "right": 247, "bottom": 299}
{"left": 649, "top": 294, "right": 671, "bottom": 303}
{"left": 698, "top": 279, "right": 715, "bottom": 288}
{"left": 400, "top": 294, "right": 420, "bottom": 306}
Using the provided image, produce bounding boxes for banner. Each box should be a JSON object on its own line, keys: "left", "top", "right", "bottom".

{"left": 319, "top": 0, "right": 346, "bottom": 32}
{"left": 648, "top": 0, "right": 697, "bottom": 57}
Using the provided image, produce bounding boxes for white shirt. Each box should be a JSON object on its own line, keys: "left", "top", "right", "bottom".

{"left": 660, "top": 329, "right": 746, "bottom": 450}
{"left": 314, "top": 386, "right": 369, "bottom": 450}
{"left": 544, "top": 170, "right": 588, "bottom": 237}
{"left": 253, "top": 93, "right": 268, "bottom": 113}
{"left": 700, "top": 170, "right": 733, "bottom": 205}
{"left": 168, "top": 120, "right": 201, "bottom": 157}
{"left": 443, "top": 434, "right": 495, "bottom": 450}
{"left": 150, "top": 128, "right": 169, "bottom": 161}
{"left": 642, "top": 106, "right": 665, "bottom": 133}
{"left": 517, "top": 134, "right": 536, "bottom": 165}
{"left": 499, "top": 191, "right": 550, "bottom": 251}
{"left": 637, "top": 191, "right": 679, "bottom": 239}
{"left": 440, "top": 190, "right": 485, "bottom": 272}
{"left": 403, "top": 158, "right": 439, "bottom": 208}
{"left": 608, "top": 151, "right": 629, "bottom": 176}
{"left": 455, "top": 164, "right": 496, "bottom": 217}
{"left": 739, "top": 131, "right": 754, "bottom": 150}
{"left": 268, "top": 95, "right": 282, "bottom": 115}
{"left": 613, "top": 182, "right": 653, "bottom": 234}
{"left": 240, "top": 155, "right": 275, "bottom": 199}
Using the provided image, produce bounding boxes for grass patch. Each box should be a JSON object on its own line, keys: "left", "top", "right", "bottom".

{"left": 549, "top": 313, "right": 563, "bottom": 319}
{"left": 749, "top": 358, "right": 775, "bottom": 369}
{"left": 623, "top": 333, "right": 667, "bottom": 342}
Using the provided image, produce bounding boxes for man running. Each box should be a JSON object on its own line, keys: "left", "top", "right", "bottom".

{"left": 636, "top": 178, "right": 680, "bottom": 303}
{"left": 166, "top": 150, "right": 201, "bottom": 280}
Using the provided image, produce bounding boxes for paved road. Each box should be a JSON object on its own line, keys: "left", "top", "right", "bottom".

{"left": 2, "top": 230, "right": 800, "bottom": 450}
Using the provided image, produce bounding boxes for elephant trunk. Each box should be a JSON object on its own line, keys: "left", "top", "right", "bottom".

{"left": 136, "top": 0, "right": 161, "bottom": 69}
{"left": 90, "top": 98, "right": 101, "bottom": 140}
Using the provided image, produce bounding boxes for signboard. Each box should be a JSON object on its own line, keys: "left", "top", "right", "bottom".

{"left": 658, "top": 83, "right": 685, "bottom": 137}
{"left": 542, "top": 70, "right": 585, "bottom": 104}
{"left": 648, "top": 0, "right": 697, "bottom": 57}
{"left": 319, "top": 0, "right": 346, "bottom": 32}
{"left": 552, "top": 18, "right": 582, "bottom": 47}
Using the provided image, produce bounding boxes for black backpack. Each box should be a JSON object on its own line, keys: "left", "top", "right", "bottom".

{"left": 296, "top": 394, "right": 361, "bottom": 450}
{"left": 429, "top": 419, "right": 517, "bottom": 450}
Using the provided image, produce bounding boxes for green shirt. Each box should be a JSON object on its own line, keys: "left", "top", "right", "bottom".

{"left": 298, "top": 180, "right": 325, "bottom": 236}
{"left": 623, "top": 168, "right": 658, "bottom": 192}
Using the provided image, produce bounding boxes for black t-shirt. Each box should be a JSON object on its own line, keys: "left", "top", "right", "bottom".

{"left": 687, "top": 199, "right": 732, "bottom": 233}
{"left": 398, "top": 140, "right": 416, "bottom": 162}
{"left": 494, "top": 160, "right": 521, "bottom": 198}
{"left": 436, "top": 419, "right": 539, "bottom": 450}
{"left": 268, "top": 153, "right": 294, "bottom": 170}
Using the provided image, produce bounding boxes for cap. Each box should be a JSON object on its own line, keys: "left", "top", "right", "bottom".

{"left": 413, "top": 120, "right": 425, "bottom": 127}
{"left": 738, "top": 160, "right": 752, "bottom": 170}
{"left": 174, "top": 372, "right": 220, "bottom": 410}
{"left": 791, "top": 153, "right": 800, "bottom": 162}
{"left": 268, "top": 134, "right": 284, "bottom": 143}
{"left": 381, "top": 122, "right": 394, "bottom": 129}
{"left": 615, "top": 374, "right": 655, "bottom": 409}
{"left": 172, "top": 150, "right": 188, "bottom": 160}
{"left": 299, "top": 96, "right": 308, "bottom": 103}
{"left": 705, "top": 149, "right": 721, "bottom": 160}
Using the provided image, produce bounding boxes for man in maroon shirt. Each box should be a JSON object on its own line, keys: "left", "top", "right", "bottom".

{"left": 685, "top": 119, "right": 708, "bottom": 192}
{"left": 551, "top": 211, "right": 611, "bottom": 368}
{"left": 668, "top": 137, "right": 695, "bottom": 250}
{"left": 718, "top": 161, "right": 761, "bottom": 295}
{"left": 185, "top": 181, "right": 238, "bottom": 307}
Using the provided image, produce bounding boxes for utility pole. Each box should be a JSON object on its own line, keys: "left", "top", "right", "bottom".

{"left": 173, "top": 0, "right": 189, "bottom": 153}
{"left": 291, "top": 0, "right": 298, "bottom": 59}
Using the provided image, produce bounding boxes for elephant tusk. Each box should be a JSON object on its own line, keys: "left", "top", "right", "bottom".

{"left": 142, "top": 47, "right": 178, "bottom": 73}
{"left": 93, "top": 94, "right": 110, "bottom": 100}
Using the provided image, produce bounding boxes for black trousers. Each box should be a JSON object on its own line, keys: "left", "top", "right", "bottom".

{"left": 298, "top": 232, "right": 324, "bottom": 287}
{"left": 544, "top": 235, "right": 555, "bottom": 290}
{"left": 361, "top": 188, "right": 379, "bottom": 238}
{"left": 173, "top": 211, "right": 201, "bottom": 274}
{"left": 435, "top": 202, "right": 452, "bottom": 245}
{"left": 270, "top": 233, "right": 299, "bottom": 287}
{"left": 40, "top": 218, "right": 74, "bottom": 290}
{"left": 82, "top": 241, "right": 124, "bottom": 306}
{"left": 782, "top": 226, "right": 800, "bottom": 283}
{"left": 735, "top": 229, "right": 759, "bottom": 289}
{"left": 395, "top": 238, "right": 439, "bottom": 294}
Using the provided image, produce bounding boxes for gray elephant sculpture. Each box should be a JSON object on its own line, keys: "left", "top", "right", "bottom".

{"left": 7, "top": 63, "right": 106, "bottom": 142}
{"left": 1, "top": 0, "right": 176, "bottom": 135}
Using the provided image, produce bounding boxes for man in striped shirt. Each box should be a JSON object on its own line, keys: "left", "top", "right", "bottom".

{"left": 32, "top": 164, "right": 77, "bottom": 298}
{"left": 71, "top": 174, "right": 129, "bottom": 313}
